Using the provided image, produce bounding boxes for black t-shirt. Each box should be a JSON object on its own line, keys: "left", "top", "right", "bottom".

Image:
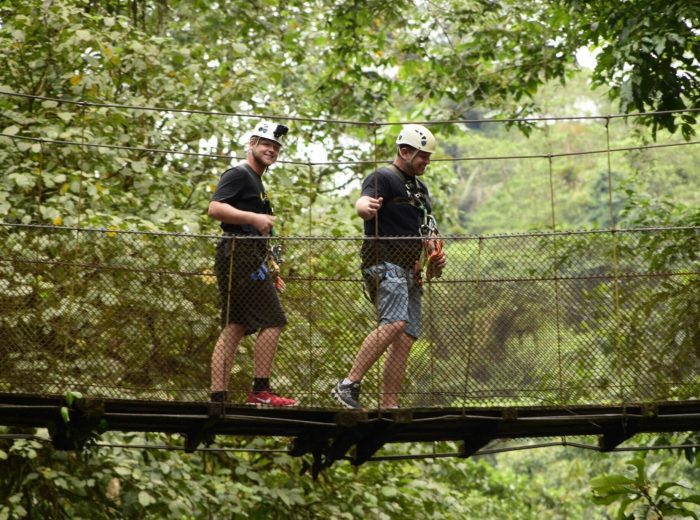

{"left": 360, "top": 165, "right": 432, "bottom": 269}
{"left": 211, "top": 163, "right": 271, "bottom": 270}
{"left": 211, "top": 163, "right": 271, "bottom": 235}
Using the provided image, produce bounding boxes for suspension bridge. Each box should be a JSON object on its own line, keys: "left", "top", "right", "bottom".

{"left": 0, "top": 90, "right": 698, "bottom": 470}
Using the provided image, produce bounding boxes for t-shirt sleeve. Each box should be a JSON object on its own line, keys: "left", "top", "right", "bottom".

{"left": 360, "top": 170, "right": 389, "bottom": 199}
{"left": 211, "top": 168, "right": 246, "bottom": 204}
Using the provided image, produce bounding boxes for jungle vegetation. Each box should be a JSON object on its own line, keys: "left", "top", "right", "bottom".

{"left": 1, "top": 0, "right": 699, "bottom": 518}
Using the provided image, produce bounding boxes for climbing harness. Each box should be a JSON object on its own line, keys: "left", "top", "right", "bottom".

{"left": 420, "top": 214, "right": 444, "bottom": 282}
{"left": 264, "top": 191, "right": 285, "bottom": 291}
{"left": 412, "top": 213, "right": 444, "bottom": 286}
{"left": 266, "top": 237, "right": 286, "bottom": 292}
{"left": 240, "top": 172, "right": 285, "bottom": 291}
{"left": 246, "top": 243, "right": 284, "bottom": 291}
{"left": 247, "top": 236, "right": 285, "bottom": 291}
{"left": 386, "top": 165, "right": 445, "bottom": 285}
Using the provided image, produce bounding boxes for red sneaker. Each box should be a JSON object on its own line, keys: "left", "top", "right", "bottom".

{"left": 246, "top": 391, "right": 297, "bottom": 407}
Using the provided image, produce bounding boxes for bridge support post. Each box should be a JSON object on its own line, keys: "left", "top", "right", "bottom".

{"left": 184, "top": 401, "right": 225, "bottom": 452}
{"left": 460, "top": 435, "right": 492, "bottom": 458}
{"left": 50, "top": 397, "right": 106, "bottom": 451}
{"left": 599, "top": 411, "right": 643, "bottom": 452}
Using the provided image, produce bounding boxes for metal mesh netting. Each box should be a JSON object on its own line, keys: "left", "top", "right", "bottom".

{"left": 0, "top": 223, "right": 698, "bottom": 408}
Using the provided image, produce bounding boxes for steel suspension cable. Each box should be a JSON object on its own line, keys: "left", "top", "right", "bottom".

{"left": 3, "top": 89, "right": 699, "bottom": 126}
{"left": 3, "top": 133, "right": 698, "bottom": 167}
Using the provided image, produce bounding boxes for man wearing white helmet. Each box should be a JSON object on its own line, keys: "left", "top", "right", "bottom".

{"left": 332, "top": 124, "right": 446, "bottom": 409}
{"left": 208, "top": 120, "right": 297, "bottom": 407}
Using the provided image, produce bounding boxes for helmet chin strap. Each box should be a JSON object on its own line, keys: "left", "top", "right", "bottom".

{"left": 400, "top": 148, "right": 420, "bottom": 176}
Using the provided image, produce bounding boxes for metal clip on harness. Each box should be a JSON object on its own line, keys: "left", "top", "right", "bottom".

{"left": 421, "top": 215, "right": 444, "bottom": 282}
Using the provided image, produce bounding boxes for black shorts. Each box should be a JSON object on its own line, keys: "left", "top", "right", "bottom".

{"left": 215, "top": 238, "right": 287, "bottom": 334}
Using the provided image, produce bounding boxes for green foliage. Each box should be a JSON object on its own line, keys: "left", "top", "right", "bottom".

{"left": 2, "top": 0, "right": 698, "bottom": 233}
{"left": 3, "top": 430, "right": 698, "bottom": 518}
{"left": 0, "top": 1, "right": 698, "bottom": 518}
{"left": 0, "top": 430, "right": 648, "bottom": 519}
{"left": 562, "top": 0, "right": 700, "bottom": 138}
{"left": 59, "top": 391, "right": 82, "bottom": 428}
{"left": 591, "top": 452, "right": 700, "bottom": 519}
{"left": 0, "top": 226, "right": 221, "bottom": 400}
{"left": 441, "top": 71, "right": 700, "bottom": 236}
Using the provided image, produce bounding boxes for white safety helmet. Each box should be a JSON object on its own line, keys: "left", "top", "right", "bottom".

{"left": 249, "top": 120, "right": 289, "bottom": 146}
{"left": 396, "top": 124, "right": 436, "bottom": 154}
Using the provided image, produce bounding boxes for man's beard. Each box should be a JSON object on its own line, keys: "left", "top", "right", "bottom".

{"left": 251, "top": 148, "right": 274, "bottom": 167}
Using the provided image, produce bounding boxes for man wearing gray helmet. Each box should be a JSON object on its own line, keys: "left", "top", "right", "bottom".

{"left": 209, "top": 121, "right": 297, "bottom": 407}
{"left": 332, "top": 124, "right": 446, "bottom": 409}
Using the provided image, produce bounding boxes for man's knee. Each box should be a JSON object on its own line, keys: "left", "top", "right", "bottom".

{"left": 263, "top": 324, "right": 285, "bottom": 334}
{"left": 223, "top": 323, "right": 246, "bottom": 334}
{"left": 382, "top": 320, "right": 406, "bottom": 335}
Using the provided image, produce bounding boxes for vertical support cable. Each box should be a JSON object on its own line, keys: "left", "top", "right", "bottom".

{"left": 547, "top": 155, "right": 564, "bottom": 405}
{"left": 37, "top": 139, "right": 46, "bottom": 368}
{"left": 306, "top": 162, "right": 314, "bottom": 405}
{"left": 37, "top": 140, "right": 44, "bottom": 219}
{"left": 222, "top": 236, "right": 235, "bottom": 402}
{"left": 75, "top": 105, "right": 87, "bottom": 294}
{"left": 372, "top": 122, "right": 379, "bottom": 239}
{"left": 65, "top": 102, "right": 88, "bottom": 378}
{"left": 427, "top": 258, "right": 436, "bottom": 408}
{"left": 605, "top": 118, "right": 617, "bottom": 231}
{"left": 462, "top": 236, "right": 482, "bottom": 412}
{"left": 371, "top": 122, "right": 381, "bottom": 410}
{"left": 604, "top": 116, "right": 625, "bottom": 404}
{"left": 77, "top": 102, "right": 86, "bottom": 229}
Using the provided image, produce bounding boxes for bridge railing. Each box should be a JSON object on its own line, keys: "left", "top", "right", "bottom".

{"left": 0, "top": 223, "right": 698, "bottom": 409}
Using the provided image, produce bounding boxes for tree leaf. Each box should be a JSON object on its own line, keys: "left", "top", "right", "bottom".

{"left": 590, "top": 474, "right": 636, "bottom": 490}
{"left": 138, "top": 491, "right": 156, "bottom": 507}
{"left": 381, "top": 486, "right": 398, "bottom": 497}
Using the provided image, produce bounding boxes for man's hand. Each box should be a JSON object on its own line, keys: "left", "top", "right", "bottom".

{"left": 208, "top": 201, "right": 276, "bottom": 235}
{"left": 250, "top": 213, "right": 276, "bottom": 235}
{"left": 425, "top": 239, "right": 446, "bottom": 280}
{"left": 433, "top": 251, "right": 447, "bottom": 270}
{"left": 356, "top": 196, "right": 384, "bottom": 220}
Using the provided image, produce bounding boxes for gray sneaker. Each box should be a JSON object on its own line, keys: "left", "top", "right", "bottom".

{"left": 331, "top": 380, "right": 361, "bottom": 409}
